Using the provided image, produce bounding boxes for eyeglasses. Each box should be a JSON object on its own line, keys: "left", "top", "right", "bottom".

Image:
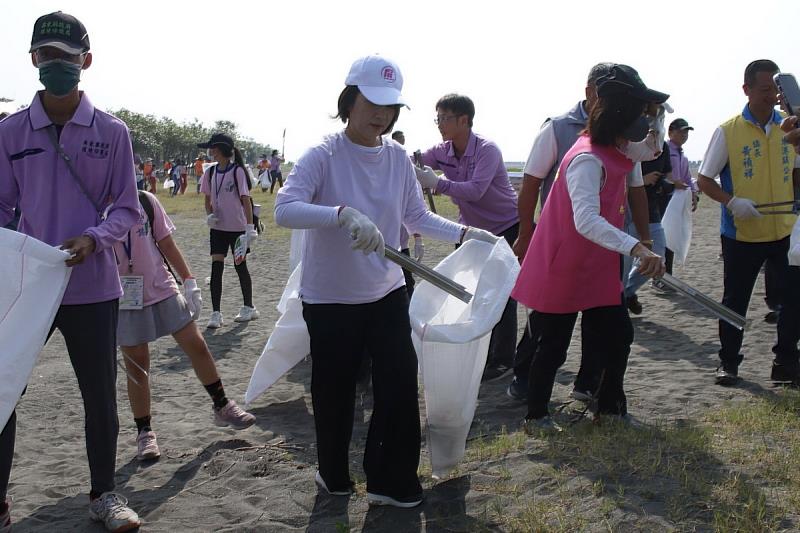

{"left": 434, "top": 114, "right": 460, "bottom": 125}
{"left": 35, "top": 48, "right": 82, "bottom": 63}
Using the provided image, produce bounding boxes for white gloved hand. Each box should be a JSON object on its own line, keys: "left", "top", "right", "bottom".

{"left": 183, "top": 278, "right": 203, "bottom": 320}
{"left": 245, "top": 224, "right": 258, "bottom": 249}
{"left": 413, "top": 234, "right": 424, "bottom": 261}
{"left": 206, "top": 213, "right": 218, "bottom": 227}
{"left": 338, "top": 206, "right": 385, "bottom": 255}
{"left": 415, "top": 165, "right": 440, "bottom": 190}
{"left": 726, "top": 196, "right": 762, "bottom": 219}
{"left": 462, "top": 227, "right": 500, "bottom": 244}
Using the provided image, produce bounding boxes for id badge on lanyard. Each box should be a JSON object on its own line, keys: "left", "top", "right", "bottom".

{"left": 119, "top": 232, "right": 144, "bottom": 310}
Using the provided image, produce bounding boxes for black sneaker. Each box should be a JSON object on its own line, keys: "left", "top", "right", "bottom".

{"left": 482, "top": 363, "right": 512, "bottom": 383}
{"left": 506, "top": 376, "right": 527, "bottom": 401}
{"left": 770, "top": 362, "right": 800, "bottom": 384}
{"left": 367, "top": 491, "right": 423, "bottom": 508}
{"left": 626, "top": 295, "right": 643, "bottom": 315}
{"left": 764, "top": 310, "right": 780, "bottom": 324}
{"left": 715, "top": 365, "right": 740, "bottom": 386}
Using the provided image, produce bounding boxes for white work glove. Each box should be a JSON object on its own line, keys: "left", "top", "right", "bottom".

{"left": 415, "top": 165, "right": 440, "bottom": 190}
{"left": 462, "top": 227, "right": 500, "bottom": 244}
{"left": 726, "top": 196, "right": 762, "bottom": 219}
{"left": 245, "top": 224, "right": 258, "bottom": 248}
{"left": 206, "top": 213, "right": 218, "bottom": 227}
{"left": 183, "top": 278, "right": 203, "bottom": 320}
{"left": 338, "top": 206, "right": 385, "bottom": 255}
{"left": 413, "top": 234, "right": 424, "bottom": 261}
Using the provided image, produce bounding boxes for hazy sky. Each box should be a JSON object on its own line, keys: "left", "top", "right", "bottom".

{"left": 1, "top": 0, "right": 795, "bottom": 162}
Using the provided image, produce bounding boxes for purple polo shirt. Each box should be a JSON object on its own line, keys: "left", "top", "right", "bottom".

{"left": 0, "top": 92, "right": 140, "bottom": 305}
{"left": 420, "top": 131, "right": 518, "bottom": 234}
{"left": 667, "top": 140, "right": 698, "bottom": 192}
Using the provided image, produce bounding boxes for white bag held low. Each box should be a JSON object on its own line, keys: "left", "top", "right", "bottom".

{"left": 0, "top": 228, "right": 72, "bottom": 428}
{"left": 662, "top": 188, "right": 693, "bottom": 264}
{"left": 409, "top": 239, "right": 520, "bottom": 479}
{"left": 245, "top": 263, "right": 309, "bottom": 405}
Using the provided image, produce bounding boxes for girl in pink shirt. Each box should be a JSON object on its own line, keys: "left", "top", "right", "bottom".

{"left": 115, "top": 191, "right": 255, "bottom": 461}
{"left": 198, "top": 133, "right": 259, "bottom": 328}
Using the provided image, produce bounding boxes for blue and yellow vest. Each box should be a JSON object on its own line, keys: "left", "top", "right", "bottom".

{"left": 719, "top": 106, "right": 796, "bottom": 242}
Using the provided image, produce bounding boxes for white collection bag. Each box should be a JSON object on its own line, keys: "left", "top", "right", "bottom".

{"left": 0, "top": 228, "right": 72, "bottom": 428}
{"left": 789, "top": 217, "right": 800, "bottom": 267}
{"left": 662, "top": 188, "right": 693, "bottom": 264}
{"left": 245, "top": 263, "right": 309, "bottom": 405}
{"left": 409, "top": 239, "right": 520, "bottom": 478}
{"left": 162, "top": 179, "right": 174, "bottom": 190}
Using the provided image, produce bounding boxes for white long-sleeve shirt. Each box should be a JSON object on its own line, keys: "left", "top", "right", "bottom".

{"left": 565, "top": 154, "right": 641, "bottom": 255}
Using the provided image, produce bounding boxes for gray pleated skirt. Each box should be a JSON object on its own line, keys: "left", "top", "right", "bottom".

{"left": 117, "top": 293, "right": 194, "bottom": 347}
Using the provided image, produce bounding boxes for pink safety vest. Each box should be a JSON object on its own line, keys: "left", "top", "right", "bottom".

{"left": 511, "top": 135, "right": 634, "bottom": 313}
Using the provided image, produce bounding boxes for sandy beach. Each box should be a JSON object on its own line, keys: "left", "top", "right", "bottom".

{"left": 5, "top": 187, "right": 799, "bottom": 532}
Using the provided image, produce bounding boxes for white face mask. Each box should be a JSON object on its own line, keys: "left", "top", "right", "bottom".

{"left": 621, "top": 131, "right": 662, "bottom": 162}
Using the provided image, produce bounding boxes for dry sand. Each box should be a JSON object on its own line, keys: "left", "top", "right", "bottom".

{"left": 5, "top": 189, "right": 797, "bottom": 531}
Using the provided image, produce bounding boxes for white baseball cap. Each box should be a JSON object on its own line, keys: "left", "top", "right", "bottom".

{"left": 345, "top": 54, "right": 407, "bottom": 107}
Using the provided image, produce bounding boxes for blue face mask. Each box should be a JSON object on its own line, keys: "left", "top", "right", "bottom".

{"left": 38, "top": 59, "right": 82, "bottom": 97}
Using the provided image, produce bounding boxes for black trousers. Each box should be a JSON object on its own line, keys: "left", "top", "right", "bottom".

{"left": 1, "top": 300, "right": 120, "bottom": 499}
{"left": 486, "top": 223, "right": 519, "bottom": 369}
{"left": 719, "top": 236, "right": 800, "bottom": 367}
{"left": 513, "top": 314, "right": 603, "bottom": 394}
{"left": 302, "top": 288, "right": 422, "bottom": 498}
{"left": 527, "top": 300, "right": 633, "bottom": 419}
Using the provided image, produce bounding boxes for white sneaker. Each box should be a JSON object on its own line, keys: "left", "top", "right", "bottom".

{"left": 88, "top": 492, "right": 141, "bottom": 532}
{"left": 234, "top": 306, "right": 259, "bottom": 322}
{"left": 207, "top": 311, "right": 223, "bottom": 329}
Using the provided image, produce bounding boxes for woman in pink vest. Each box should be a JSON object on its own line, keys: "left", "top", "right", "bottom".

{"left": 511, "top": 65, "right": 668, "bottom": 432}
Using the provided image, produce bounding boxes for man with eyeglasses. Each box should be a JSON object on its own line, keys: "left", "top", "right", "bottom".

{"left": 0, "top": 11, "right": 141, "bottom": 531}
{"left": 416, "top": 93, "right": 519, "bottom": 382}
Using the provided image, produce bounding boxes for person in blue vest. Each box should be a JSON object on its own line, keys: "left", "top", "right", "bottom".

{"left": 697, "top": 59, "right": 800, "bottom": 386}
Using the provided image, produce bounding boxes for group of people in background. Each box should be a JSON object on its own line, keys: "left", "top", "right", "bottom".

{"left": 0, "top": 9, "right": 799, "bottom": 531}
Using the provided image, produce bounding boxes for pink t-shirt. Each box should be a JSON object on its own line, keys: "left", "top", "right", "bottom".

{"left": 200, "top": 163, "right": 250, "bottom": 232}
{"left": 113, "top": 191, "right": 179, "bottom": 306}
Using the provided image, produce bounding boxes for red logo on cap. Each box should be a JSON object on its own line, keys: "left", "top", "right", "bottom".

{"left": 381, "top": 66, "right": 396, "bottom": 83}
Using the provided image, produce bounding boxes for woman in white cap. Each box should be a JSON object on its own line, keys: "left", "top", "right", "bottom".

{"left": 274, "top": 54, "right": 496, "bottom": 508}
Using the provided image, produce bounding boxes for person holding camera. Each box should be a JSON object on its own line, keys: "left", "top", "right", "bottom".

{"left": 697, "top": 59, "right": 800, "bottom": 387}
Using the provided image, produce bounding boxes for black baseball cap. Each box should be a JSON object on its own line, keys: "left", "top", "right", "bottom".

{"left": 197, "top": 133, "right": 234, "bottom": 149}
{"left": 596, "top": 64, "right": 670, "bottom": 104}
{"left": 29, "top": 12, "right": 90, "bottom": 55}
{"left": 669, "top": 118, "right": 694, "bottom": 131}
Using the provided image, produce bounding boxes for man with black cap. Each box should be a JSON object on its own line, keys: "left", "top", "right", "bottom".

{"left": 660, "top": 118, "right": 699, "bottom": 281}
{"left": 0, "top": 11, "right": 141, "bottom": 531}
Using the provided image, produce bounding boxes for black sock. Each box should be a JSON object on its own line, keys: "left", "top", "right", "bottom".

{"left": 211, "top": 261, "right": 224, "bottom": 311}
{"left": 204, "top": 380, "right": 228, "bottom": 409}
{"left": 134, "top": 415, "right": 152, "bottom": 434}
{"left": 0, "top": 500, "right": 7, "bottom": 514}
{"left": 89, "top": 490, "right": 102, "bottom": 500}
{"left": 233, "top": 260, "right": 253, "bottom": 308}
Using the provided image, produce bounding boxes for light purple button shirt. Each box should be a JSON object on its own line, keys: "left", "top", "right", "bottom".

{"left": 420, "top": 131, "right": 518, "bottom": 234}
{"left": 667, "top": 140, "right": 698, "bottom": 192}
{"left": 0, "top": 92, "right": 140, "bottom": 305}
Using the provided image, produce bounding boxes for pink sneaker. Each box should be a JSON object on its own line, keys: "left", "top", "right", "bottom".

{"left": 213, "top": 400, "right": 256, "bottom": 430}
{"left": 136, "top": 430, "right": 161, "bottom": 461}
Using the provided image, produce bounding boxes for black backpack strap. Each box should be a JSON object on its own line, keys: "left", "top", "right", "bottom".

{"left": 137, "top": 191, "right": 182, "bottom": 285}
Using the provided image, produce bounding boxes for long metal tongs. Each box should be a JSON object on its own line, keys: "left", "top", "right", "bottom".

{"left": 384, "top": 247, "right": 473, "bottom": 304}
{"left": 657, "top": 273, "right": 746, "bottom": 330}
{"left": 755, "top": 200, "right": 799, "bottom": 215}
